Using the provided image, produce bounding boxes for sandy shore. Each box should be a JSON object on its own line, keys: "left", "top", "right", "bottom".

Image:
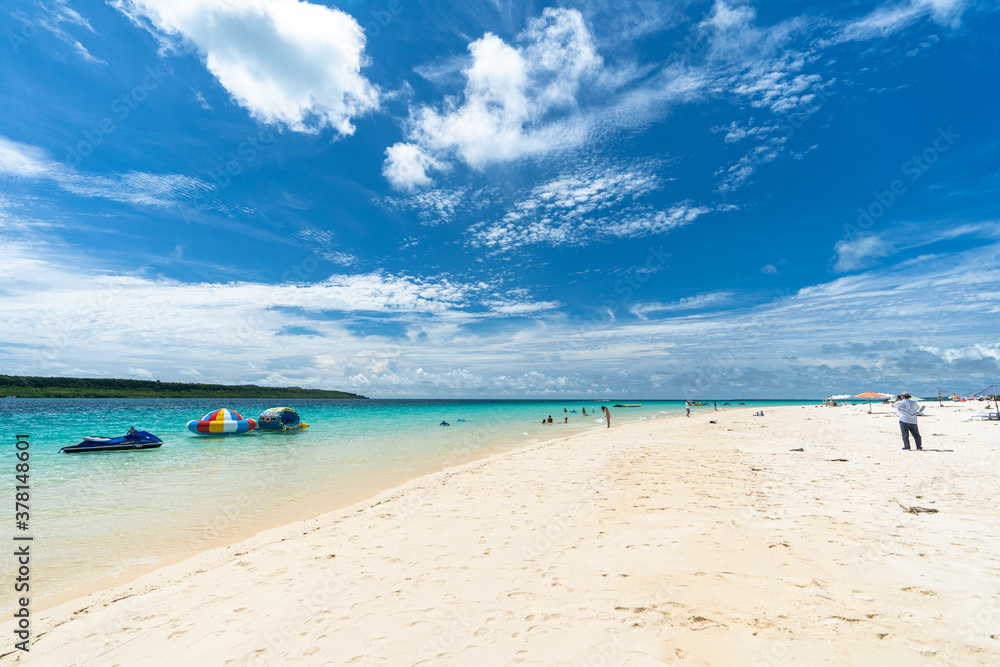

{"left": 4, "top": 403, "right": 1000, "bottom": 665}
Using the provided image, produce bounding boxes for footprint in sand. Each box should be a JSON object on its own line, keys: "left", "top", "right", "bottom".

{"left": 689, "top": 616, "right": 728, "bottom": 631}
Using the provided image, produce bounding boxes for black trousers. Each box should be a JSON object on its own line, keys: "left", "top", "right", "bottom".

{"left": 900, "top": 421, "right": 922, "bottom": 449}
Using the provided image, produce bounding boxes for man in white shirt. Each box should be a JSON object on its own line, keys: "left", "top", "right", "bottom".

{"left": 893, "top": 392, "right": 922, "bottom": 450}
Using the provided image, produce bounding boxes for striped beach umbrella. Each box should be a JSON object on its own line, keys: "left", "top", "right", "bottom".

{"left": 187, "top": 408, "right": 257, "bottom": 434}
{"left": 853, "top": 391, "right": 893, "bottom": 413}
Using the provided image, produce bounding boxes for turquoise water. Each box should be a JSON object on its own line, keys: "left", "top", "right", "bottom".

{"left": 1, "top": 398, "right": 814, "bottom": 605}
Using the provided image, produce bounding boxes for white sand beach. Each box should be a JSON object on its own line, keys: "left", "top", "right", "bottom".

{"left": 4, "top": 403, "right": 1000, "bottom": 665}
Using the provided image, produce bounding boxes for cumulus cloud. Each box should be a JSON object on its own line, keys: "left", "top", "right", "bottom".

{"left": 383, "top": 7, "right": 604, "bottom": 189}
{"left": 113, "top": 0, "right": 379, "bottom": 134}
{"left": 382, "top": 143, "right": 443, "bottom": 192}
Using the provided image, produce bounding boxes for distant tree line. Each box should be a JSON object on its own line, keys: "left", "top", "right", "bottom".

{"left": 0, "top": 374, "right": 368, "bottom": 399}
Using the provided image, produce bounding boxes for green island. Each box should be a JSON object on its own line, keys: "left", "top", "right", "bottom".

{"left": 0, "top": 374, "right": 368, "bottom": 399}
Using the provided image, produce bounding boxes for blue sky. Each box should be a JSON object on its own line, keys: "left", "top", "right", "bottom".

{"left": 1, "top": 0, "right": 998, "bottom": 398}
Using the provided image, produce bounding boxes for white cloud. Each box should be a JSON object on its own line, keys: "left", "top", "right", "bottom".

{"left": 470, "top": 202, "right": 709, "bottom": 251}
{"left": 713, "top": 118, "right": 777, "bottom": 143}
{"left": 464, "top": 159, "right": 711, "bottom": 251}
{"left": 3, "top": 239, "right": 999, "bottom": 396}
{"left": 383, "top": 8, "right": 604, "bottom": 189}
{"left": 320, "top": 251, "right": 358, "bottom": 267}
{"left": 113, "top": 0, "right": 379, "bottom": 134}
{"left": 382, "top": 143, "right": 443, "bottom": 192}
{"left": 761, "top": 263, "right": 778, "bottom": 274}
{"left": 629, "top": 292, "right": 735, "bottom": 319}
{"left": 832, "top": 234, "right": 895, "bottom": 272}
{"left": 830, "top": 221, "right": 1000, "bottom": 275}
{"left": 698, "top": 0, "right": 774, "bottom": 61}
{"left": 484, "top": 299, "right": 562, "bottom": 315}
{"left": 733, "top": 68, "right": 824, "bottom": 114}
{"left": 715, "top": 138, "right": 786, "bottom": 193}
{"left": 692, "top": 3, "right": 833, "bottom": 194}
{"left": 193, "top": 90, "right": 212, "bottom": 110}
{"left": 697, "top": 0, "right": 808, "bottom": 70}
{"left": 0, "top": 137, "right": 53, "bottom": 179}
{"left": 0, "top": 136, "right": 212, "bottom": 208}
{"left": 837, "top": 0, "right": 966, "bottom": 42}
{"left": 382, "top": 185, "right": 495, "bottom": 226}
{"left": 20, "top": 0, "right": 106, "bottom": 65}
{"left": 0, "top": 244, "right": 616, "bottom": 394}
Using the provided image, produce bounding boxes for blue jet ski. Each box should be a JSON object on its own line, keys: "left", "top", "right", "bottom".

{"left": 61, "top": 427, "right": 163, "bottom": 454}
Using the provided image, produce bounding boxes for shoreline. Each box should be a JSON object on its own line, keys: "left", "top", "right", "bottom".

{"left": 6, "top": 403, "right": 998, "bottom": 664}
{"left": 22, "top": 410, "right": 651, "bottom": 614}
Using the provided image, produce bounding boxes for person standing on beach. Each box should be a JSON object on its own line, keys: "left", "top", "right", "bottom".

{"left": 893, "top": 392, "right": 922, "bottom": 450}
{"left": 685, "top": 400, "right": 691, "bottom": 417}
{"left": 601, "top": 406, "right": 611, "bottom": 428}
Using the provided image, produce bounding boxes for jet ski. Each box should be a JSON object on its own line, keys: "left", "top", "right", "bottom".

{"left": 61, "top": 427, "right": 163, "bottom": 453}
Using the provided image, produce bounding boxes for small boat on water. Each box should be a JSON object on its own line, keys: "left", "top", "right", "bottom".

{"left": 613, "top": 403, "right": 642, "bottom": 407}
{"left": 187, "top": 408, "right": 257, "bottom": 434}
{"left": 258, "top": 407, "right": 308, "bottom": 431}
{"left": 62, "top": 428, "right": 163, "bottom": 454}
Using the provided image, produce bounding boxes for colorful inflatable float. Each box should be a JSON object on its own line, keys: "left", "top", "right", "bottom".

{"left": 257, "top": 407, "right": 308, "bottom": 431}
{"left": 187, "top": 408, "right": 257, "bottom": 434}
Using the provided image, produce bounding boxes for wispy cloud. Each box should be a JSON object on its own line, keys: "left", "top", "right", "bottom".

{"left": 832, "top": 234, "right": 895, "bottom": 273}
{"left": 629, "top": 291, "right": 735, "bottom": 318}
{"left": 12, "top": 0, "right": 106, "bottom": 64}
{"left": 465, "top": 158, "right": 713, "bottom": 251}
{"left": 383, "top": 185, "right": 497, "bottom": 226}
{"left": 831, "top": 221, "right": 1000, "bottom": 273}
{"left": 836, "top": 0, "right": 967, "bottom": 42}
{"left": 0, "top": 136, "right": 213, "bottom": 208}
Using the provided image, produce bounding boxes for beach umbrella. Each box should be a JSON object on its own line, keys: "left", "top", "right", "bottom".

{"left": 973, "top": 385, "right": 1000, "bottom": 415}
{"left": 925, "top": 387, "right": 948, "bottom": 406}
{"left": 853, "top": 391, "right": 892, "bottom": 413}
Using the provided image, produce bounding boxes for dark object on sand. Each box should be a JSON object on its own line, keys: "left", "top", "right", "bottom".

{"left": 894, "top": 499, "right": 939, "bottom": 514}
